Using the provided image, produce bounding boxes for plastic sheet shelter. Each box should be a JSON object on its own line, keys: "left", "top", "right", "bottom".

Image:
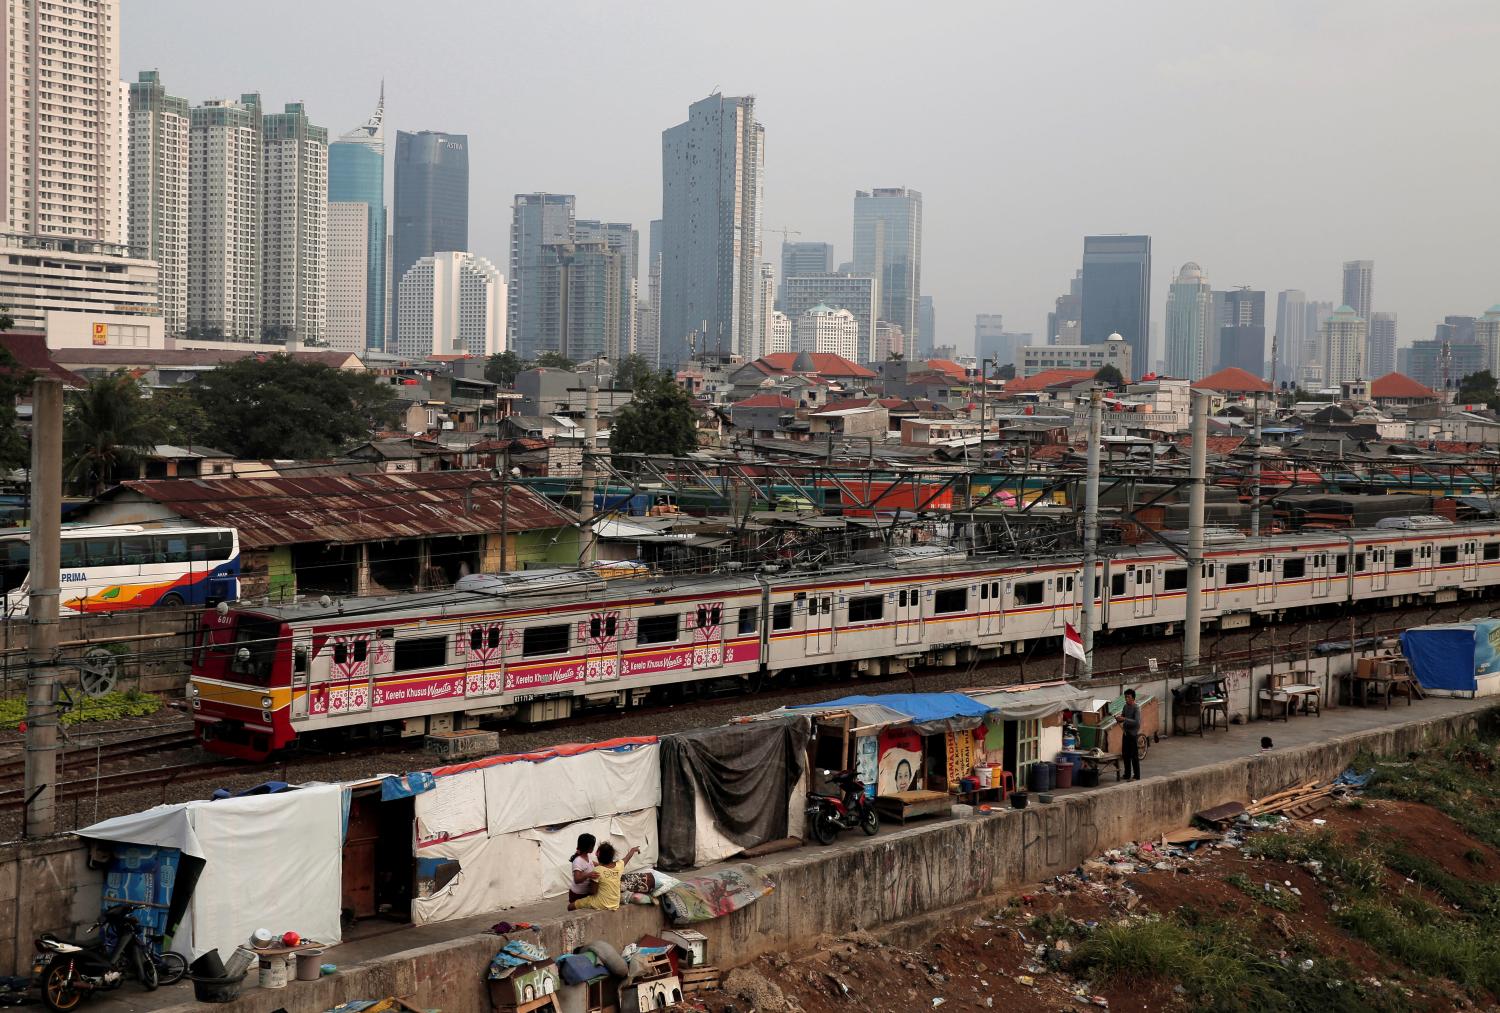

{"left": 790, "top": 693, "right": 997, "bottom": 735}
{"left": 76, "top": 784, "right": 344, "bottom": 961}
{"left": 1400, "top": 621, "right": 1500, "bottom": 696}
{"left": 965, "top": 681, "right": 1095, "bottom": 721}
{"left": 409, "top": 739, "right": 662, "bottom": 924}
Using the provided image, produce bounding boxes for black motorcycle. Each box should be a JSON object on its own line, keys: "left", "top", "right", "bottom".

{"left": 806, "top": 768, "right": 879, "bottom": 844}
{"left": 32, "top": 903, "right": 158, "bottom": 1011}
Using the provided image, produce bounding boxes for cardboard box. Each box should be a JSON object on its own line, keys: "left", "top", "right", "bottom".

{"left": 1357, "top": 658, "right": 1376, "bottom": 677}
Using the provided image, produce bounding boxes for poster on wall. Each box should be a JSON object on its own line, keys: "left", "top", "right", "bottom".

{"left": 855, "top": 735, "right": 878, "bottom": 799}
{"left": 945, "top": 729, "right": 975, "bottom": 790}
{"left": 877, "top": 728, "right": 922, "bottom": 795}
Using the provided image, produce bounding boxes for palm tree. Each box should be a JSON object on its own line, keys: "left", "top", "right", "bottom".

{"left": 64, "top": 371, "right": 164, "bottom": 496}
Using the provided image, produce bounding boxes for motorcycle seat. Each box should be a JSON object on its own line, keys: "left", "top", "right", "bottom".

{"left": 39, "top": 933, "right": 89, "bottom": 953}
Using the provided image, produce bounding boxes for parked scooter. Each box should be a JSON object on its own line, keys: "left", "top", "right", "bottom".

{"left": 32, "top": 903, "right": 157, "bottom": 1011}
{"left": 806, "top": 768, "right": 879, "bottom": 844}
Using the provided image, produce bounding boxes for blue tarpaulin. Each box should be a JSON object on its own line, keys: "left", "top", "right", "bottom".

{"left": 792, "top": 693, "right": 996, "bottom": 734}
{"left": 1399, "top": 620, "right": 1500, "bottom": 695}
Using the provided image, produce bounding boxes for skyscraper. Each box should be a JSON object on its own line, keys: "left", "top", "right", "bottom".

{"left": 3, "top": 0, "right": 122, "bottom": 243}
{"left": 533, "top": 238, "right": 631, "bottom": 362}
{"left": 1216, "top": 288, "right": 1266, "bottom": 377}
{"left": 328, "top": 86, "right": 386, "bottom": 351}
{"left": 755, "top": 261, "right": 775, "bottom": 362}
{"left": 1322, "top": 305, "right": 1367, "bottom": 386}
{"left": 792, "top": 304, "right": 858, "bottom": 360}
{"left": 128, "top": 71, "right": 189, "bottom": 334}
{"left": 1341, "top": 260, "right": 1373, "bottom": 325}
{"left": 779, "top": 241, "right": 834, "bottom": 307}
{"left": 576, "top": 220, "right": 639, "bottom": 359}
{"left": 261, "top": 103, "right": 327, "bottom": 344}
{"left": 780, "top": 274, "right": 877, "bottom": 362}
{"left": 188, "top": 95, "right": 262, "bottom": 341}
{"left": 1165, "top": 262, "right": 1214, "bottom": 379}
{"left": 1081, "top": 235, "right": 1151, "bottom": 369}
{"left": 974, "top": 314, "right": 1005, "bottom": 361}
{"left": 393, "top": 130, "right": 469, "bottom": 333}
{"left": 395, "top": 251, "right": 505, "bottom": 359}
{"left": 917, "top": 296, "right": 936, "bottom": 356}
{"left": 853, "top": 188, "right": 922, "bottom": 349}
{"left": 1047, "top": 271, "right": 1083, "bottom": 346}
{"left": 1274, "top": 290, "right": 1309, "bottom": 384}
{"left": 1475, "top": 307, "right": 1500, "bottom": 377}
{"left": 1368, "top": 312, "right": 1397, "bottom": 377}
{"left": 660, "top": 93, "right": 763, "bottom": 364}
{"left": 326, "top": 202, "right": 368, "bottom": 352}
{"left": 640, "top": 218, "right": 663, "bottom": 366}
{"left": 509, "top": 193, "right": 576, "bottom": 358}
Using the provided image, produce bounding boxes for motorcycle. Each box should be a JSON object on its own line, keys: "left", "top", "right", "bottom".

{"left": 32, "top": 903, "right": 158, "bottom": 1011}
{"left": 806, "top": 768, "right": 879, "bottom": 844}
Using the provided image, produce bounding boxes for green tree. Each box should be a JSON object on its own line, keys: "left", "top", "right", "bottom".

{"left": 610, "top": 374, "right": 697, "bottom": 462}
{"left": 1094, "top": 364, "right": 1124, "bottom": 387}
{"left": 141, "top": 386, "right": 211, "bottom": 446}
{"left": 613, "top": 354, "right": 657, "bottom": 392}
{"left": 189, "top": 355, "right": 398, "bottom": 459}
{"left": 533, "top": 351, "right": 576, "bottom": 371}
{"left": 484, "top": 350, "right": 524, "bottom": 386}
{"left": 63, "top": 371, "right": 165, "bottom": 496}
{"left": 996, "top": 362, "right": 1016, "bottom": 381}
{"left": 1458, "top": 370, "right": 1499, "bottom": 409}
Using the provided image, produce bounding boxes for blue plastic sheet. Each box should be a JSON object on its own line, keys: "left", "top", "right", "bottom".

{"left": 102, "top": 845, "right": 180, "bottom": 950}
{"left": 381, "top": 771, "right": 437, "bottom": 800}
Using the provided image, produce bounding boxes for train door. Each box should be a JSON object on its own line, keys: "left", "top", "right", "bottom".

{"left": 463, "top": 621, "right": 508, "bottom": 696}
{"left": 1419, "top": 544, "right": 1435, "bottom": 587}
{"left": 1256, "top": 557, "right": 1276, "bottom": 605}
{"left": 1053, "top": 573, "right": 1076, "bottom": 629}
{"left": 1201, "top": 561, "right": 1218, "bottom": 610}
{"left": 692, "top": 601, "right": 725, "bottom": 670}
{"left": 1369, "top": 547, "right": 1388, "bottom": 592}
{"left": 977, "top": 579, "right": 1001, "bottom": 638}
{"left": 329, "top": 632, "right": 374, "bottom": 715}
{"left": 1133, "top": 566, "right": 1156, "bottom": 619}
{"left": 897, "top": 585, "right": 924, "bottom": 645}
{"left": 1464, "top": 540, "right": 1479, "bottom": 582}
{"left": 1312, "top": 553, "right": 1329, "bottom": 597}
{"left": 290, "top": 634, "right": 311, "bottom": 719}
{"left": 805, "top": 593, "right": 834, "bottom": 656}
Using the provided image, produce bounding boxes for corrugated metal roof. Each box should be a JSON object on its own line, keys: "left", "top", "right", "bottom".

{"left": 113, "top": 470, "right": 578, "bottom": 549}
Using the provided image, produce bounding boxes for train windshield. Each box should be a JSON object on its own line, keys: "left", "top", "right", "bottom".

{"left": 227, "top": 615, "right": 283, "bottom": 684}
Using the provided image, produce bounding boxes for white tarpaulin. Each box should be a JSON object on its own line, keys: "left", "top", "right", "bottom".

{"left": 479, "top": 746, "right": 660, "bottom": 837}
{"left": 77, "top": 784, "right": 344, "bottom": 961}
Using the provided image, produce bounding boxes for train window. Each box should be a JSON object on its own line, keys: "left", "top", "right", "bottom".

{"left": 1486, "top": 543, "right": 1500, "bottom": 561}
{"left": 847, "top": 594, "right": 884, "bottom": 623}
{"left": 1440, "top": 545, "right": 1458, "bottom": 565}
{"left": 1111, "top": 573, "right": 1126, "bottom": 595}
{"left": 1335, "top": 556, "right": 1347, "bottom": 574}
{"left": 772, "top": 602, "right": 794, "bottom": 630}
{"left": 1066, "top": 576, "right": 1075, "bottom": 591}
{"left": 521, "top": 625, "right": 569, "bottom": 657}
{"left": 1282, "top": 558, "right": 1305, "bottom": 579}
{"left": 980, "top": 583, "right": 989, "bottom": 600}
{"left": 1014, "top": 581, "right": 1044, "bottom": 606}
{"left": 1356, "top": 553, "right": 1366, "bottom": 571}
{"left": 992, "top": 581, "right": 1000, "bottom": 598}
{"left": 1393, "top": 550, "right": 1413, "bottom": 569}
{"left": 589, "top": 617, "right": 602, "bottom": 639}
{"left": 738, "top": 607, "right": 757, "bottom": 634}
{"left": 1225, "top": 563, "right": 1250, "bottom": 585}
{"left": 395, "top": 636, "right": 448, "bottom": 671}
{"left": 354, "top": 639, "right": 368, "bottom": 662}
{"left": 470, "top": 628, "right": 484, "bottom": 651}
{"left": 637, "top": 614, "right": 680, "bottom": 645}
{"left": 294, "top": 646, "right": 308, "bottom": 675}
{"left": 333, "top": 643, "right": 348, "bottom": 665}
{"left": 1163, "top": 569, "right": 1187, "bottom": 591}
{"left": 898, "top": 590, "right": 907, "bottom": 607}
{"left": 605, "top": 616, "right": 616, "bottom": 637}
{"left": 933, "top": 588, "right": 968, "bottom": 614}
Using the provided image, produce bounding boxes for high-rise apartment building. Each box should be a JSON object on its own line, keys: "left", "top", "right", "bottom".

{"left": 576, "top": 220, "right": 638, "bottom": 359}
{"left": 917, "top": 296, "right": 936, "bottom": 356}
{"left": 392, "top": 130, "right": 469, "bottom": 333}
{"left": 660, "top": 94, "right": 763, "bottom": 364}
{"left": 792, "top": 304, "right": 858, "bottom": 360}
{"left": 755, "top": 261, "right": 774, "bottom": 361}
{"left": 1368, "top": 312, "right": 1397, "bottom": 378}
{"left": 116, "top": 79, "right": 128, "bottom": 246}
{"left": 780, "top": 274, "right": 877, "bottom": 362}
{"left": 853, "top": 188, "right": 922, "bottom": 349}
{"left": 974, "top": 314, "right": 1004, "bottom": 361}
{"left": 1274, "top": 290, "right": 1309, "bottom": 384}
{"left": 128, "top": 71, "right": 189, "bottom": 335}
{"left": 1322, "top": 305, "right": 1367, "bottom": 386}
{"left": 873, "top": 321, "right": 905, "bottom": 362}
{"left": 766, "top": 310, "right": 790, "bottom": 356}
{"left": 260, "top": 103, "right": 326, "bottom": 344}
{"left": 326, "top": 202, "right": 368, "bottom": 352}
{"left": 1216, "top": 288, "right": 1265, "bottom": 377}
{"left": 328, "top": 87, "right": 386, "bottom": 352}
{"left": 533, "top": 240, "right": 629, "bottom": 362}
{"left": 1341, "top": 260, "right": 1373, "bottom": 325}
{"left": 1047, "top": 271, "right": 1083, "bottom": 346}
{"left": 509, "top": 193, "right": 576, "bottom": 358}
{"left": 1475, "top": 307, "right": 1500, "bottom": 377}
{"left": 395, "top": 251, "right": 505, "bottom": 359}
{"left": 187, "top": 95, "right": 262, "bottom": 341}
{"left": 640, "top": 218, "right": 663, "bottom": 367}
{"left": 1165, "top": 262, "right": 1214, "bottom": 379}
{"left": 3, "top": 0, "right": 122, "bottom": 243}
{"left": 779, "top": 241, "right": 833, "bottom": 308}
{"left": 1081, "top": 235, "right": 1151, "bottom": 369}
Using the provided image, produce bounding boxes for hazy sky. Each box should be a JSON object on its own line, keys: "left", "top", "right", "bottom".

{"left": 126, "top": 1, "right": 1500, "bottom": 362}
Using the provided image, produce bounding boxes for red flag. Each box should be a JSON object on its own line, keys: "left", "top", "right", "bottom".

{"left": 1063, "top": 622, "right": 1086, "bottom": 663}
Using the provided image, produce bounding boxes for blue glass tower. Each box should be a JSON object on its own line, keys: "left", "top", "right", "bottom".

{"left": 329, "top": 86, "right": 387, "bottom": 352}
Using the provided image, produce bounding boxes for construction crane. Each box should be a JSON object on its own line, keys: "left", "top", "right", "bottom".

{"left": 768, "top": 227, "right": 802, "bottom": 247}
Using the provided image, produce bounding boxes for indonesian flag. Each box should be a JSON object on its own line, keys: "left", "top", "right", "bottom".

{"left": 1063, "top": 622, "right": 1087, "bottom": 663}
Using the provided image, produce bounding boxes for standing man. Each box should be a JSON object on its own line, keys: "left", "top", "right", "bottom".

{"left": 1120, "top": 689, "right": 1142, "bottom": 781}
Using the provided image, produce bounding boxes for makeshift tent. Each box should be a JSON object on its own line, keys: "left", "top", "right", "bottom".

{"left": 410, "top": 739, "right": 662, "bottom": 924}
{"left": 657, "top": 718, "right": 810, "bottom": 872}
{"left": 965, "top": 680, "right": 1093, "bottom": 721}
{"left": 77, "top": 784, "right": 344, "bottom": 961}
{"left": 1400, "top": 621, "right": 1500, "bottom": 697}
{"left": 790, "top": 693, "right": 995, "bottom": 734}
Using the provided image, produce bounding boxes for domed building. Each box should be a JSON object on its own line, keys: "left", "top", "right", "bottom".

{"left": 1165, "top": 261, "right": 1214, "bottom": 379}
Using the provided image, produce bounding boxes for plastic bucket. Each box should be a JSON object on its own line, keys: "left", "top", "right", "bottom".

{"left": 974, "top": 765, "right": 991, "bottom": 788}
{"left": 258, "top": 954, "right": 288, "bottom": 989}
{"left": 1054, "top": 761, "right": 1074, "bottom": 789}
{"left": 191, "top": 973, "right": 247, "bottom": 1004}
{"left": 1010, "top": 790, "right": 1029, "bottom": 809}
{"left": 1028, "top": 762, "right": 1055, "bottom": 793}
{"left": 296, "top": 950, "right": 324, "bottom": 982}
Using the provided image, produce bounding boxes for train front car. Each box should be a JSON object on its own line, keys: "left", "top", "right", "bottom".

{"left": 189, "top": 604, "right": 296, "bottom": 760}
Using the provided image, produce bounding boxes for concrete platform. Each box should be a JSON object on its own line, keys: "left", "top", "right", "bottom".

{"left": 96, "top": 693, "right": 1493, "bottom": 1012}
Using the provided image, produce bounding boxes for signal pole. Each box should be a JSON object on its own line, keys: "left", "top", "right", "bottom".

{"left": 25, "top": 377, "right": 62, "bottom": 837}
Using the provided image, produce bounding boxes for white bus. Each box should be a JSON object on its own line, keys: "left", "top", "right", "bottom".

{"left": 1, "top": 525, "right": 240, "bottom": 617}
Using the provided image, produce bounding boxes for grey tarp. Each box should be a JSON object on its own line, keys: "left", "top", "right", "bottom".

{"left": 657, "top": 717, "right": 810, "bottom": 872}
{"left": 742, "top": 702, "right": 911, "bottom": 734}
{"left": 967, "top": 681, "right": 1094, "bottom": 721}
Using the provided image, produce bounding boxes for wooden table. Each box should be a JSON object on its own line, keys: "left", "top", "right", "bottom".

{"left": 1261, "top": 683, "right": 1321, "bottom": 721}
{"left": 1348, "top": 672, "right": 1417, "bottom": 709}
{"left": 955, "top": 785, "right": 1004, "bottom": 807}
{"left": 875, "top": 790, "right": 951, "bottom": 824}
{"left": 1077, "top": 751, "right": 1123, "bottom": 781}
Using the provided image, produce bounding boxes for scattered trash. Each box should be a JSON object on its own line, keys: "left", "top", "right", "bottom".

{"left": 932, "top": 998, "right": 946, "bottom": 1007}
{"left": 1017, "top": 975, "right": 1035, "bottom": 986}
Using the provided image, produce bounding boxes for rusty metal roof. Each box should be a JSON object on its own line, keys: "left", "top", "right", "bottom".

{"left": 115, "top": 470, "right": 578, "bottom": 549}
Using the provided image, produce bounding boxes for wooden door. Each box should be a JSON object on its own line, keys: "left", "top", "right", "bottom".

{"left": 342, "top": 794, "right": 380, "bottom": 919}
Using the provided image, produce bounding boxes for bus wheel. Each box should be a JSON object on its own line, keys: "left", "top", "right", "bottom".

{"left": 158, "top": 593, "right": 185, "bottom": 609}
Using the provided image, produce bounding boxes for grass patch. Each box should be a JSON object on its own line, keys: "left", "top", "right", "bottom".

{"left": 0, "top": 689, "right": 161, "bottom": 730}
{"left": 1382, "top": 842, "right": 1500, "bottom": 916}
{"left": 1339, "top": 897, "right": 1500, "bottom": 997}
{"left": 1366, "top": 736, "right": 1500, "bottom": 852}
{"left": 1026, "top": 911, "right": 1092, "bottom": 942}
{"left": 1224, "top": 872, "right": 1300, "bottom": 913}
{"left": 1244, "top": 831, "right": 1383, "bottom": 893}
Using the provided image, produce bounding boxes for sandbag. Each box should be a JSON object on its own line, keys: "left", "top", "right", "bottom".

{"left": 557, "top": 953, "right": 607, "bottom": 985}
{"left": 578, "top": 939, "right": 628, "bottom": 979}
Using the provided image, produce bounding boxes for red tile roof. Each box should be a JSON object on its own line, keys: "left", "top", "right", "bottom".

{"left": 1003, "top": 369, "right": 1096, "bottom": 394}
{"left": 925, "top": 359, "right": 969, "bottom": 381}
{"left": 732, "top": 394, "right": 798, "bottom": 410}
{"left": 1196, "top": 366, "right": 1272, "bottom": 393}
{"left": 811, "top": 397, "right": 874, "bottom": 413}
{"left": 0, "top": 331, "right": 86, "bottom": 386}
{"left": 755, "top": 352, "right": 877, "bottom": 378}
{"left": 1370, "top": 372, "right": 1438, "bottom": 400}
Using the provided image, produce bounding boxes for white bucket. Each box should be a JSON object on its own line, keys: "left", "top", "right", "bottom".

{"left": 974, "top": 765, "right": 991, "bottom": 788}
{"left": 258, "top": 954, "right": 288, "bottom": 989}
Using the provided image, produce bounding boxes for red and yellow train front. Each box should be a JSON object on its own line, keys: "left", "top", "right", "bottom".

{"left": 188, "top": 607, "right": 298, "bottom": 760}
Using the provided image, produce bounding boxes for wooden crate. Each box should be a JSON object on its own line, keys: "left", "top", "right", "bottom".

{"left": 681, "top": 966, "right": 721, "bottom": 994}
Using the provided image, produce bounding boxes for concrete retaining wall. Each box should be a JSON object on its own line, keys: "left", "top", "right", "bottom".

{"left": 0, "top": 837, "right": 102, "bottom": 977}
{"left": 1, "top": 611, "right": 193, "bottom": 697}
{"left": 150, "top": 704, "right": 1488, "bottom": 1013}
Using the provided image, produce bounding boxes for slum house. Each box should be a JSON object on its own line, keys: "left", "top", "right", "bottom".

{"left": 70, "top": 471, "right": 581, "bottom": 600}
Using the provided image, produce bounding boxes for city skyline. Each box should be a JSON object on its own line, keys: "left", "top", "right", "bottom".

{"left": 123, "top": 1, "right": 1500, "bottom": 361}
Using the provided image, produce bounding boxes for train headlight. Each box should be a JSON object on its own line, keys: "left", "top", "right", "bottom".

{"left": 188, "top": 684, "right": 200, "bottom": 699}
{"left": 261, "top": 695, "right": 273, "bottom": 709}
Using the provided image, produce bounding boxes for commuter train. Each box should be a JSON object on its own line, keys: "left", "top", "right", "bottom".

{"left": 189, "top": 515, "right": 1499, "bottom": 759}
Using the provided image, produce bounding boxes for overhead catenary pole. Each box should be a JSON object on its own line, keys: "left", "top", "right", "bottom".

{"left": 25, "top": 377, "right": 62, "bottom": 838}
{"left": 1250, "top": 390, "right": 1263, "bottom": 537}
{"left": 1184, "top": 389, "right": 1209, "bottom": 668}
{"left": 1079, "top": 388, "right": 1103, "bottom": 678}
{"left": 579, "top": 385, "right": 599, "bottom": 567}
